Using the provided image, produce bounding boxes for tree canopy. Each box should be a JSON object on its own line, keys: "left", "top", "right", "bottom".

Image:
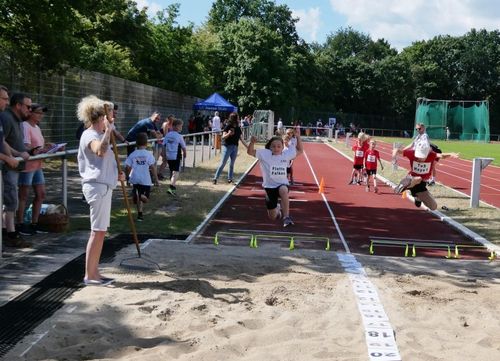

{"left": 1, "top": 0, "right": 498, "bottom": 133}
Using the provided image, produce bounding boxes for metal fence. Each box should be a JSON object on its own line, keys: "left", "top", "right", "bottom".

{"left": 0, "top": 67, "right": 202, "bottom": 148}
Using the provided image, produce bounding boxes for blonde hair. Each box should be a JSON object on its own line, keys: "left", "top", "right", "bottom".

{"left": 358, "top": 132, "right": 369, "bottom": 143}
{"left": 76, "top": 95, "right": 107, "bottom": 127}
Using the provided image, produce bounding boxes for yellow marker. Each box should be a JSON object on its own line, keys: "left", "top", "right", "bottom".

{"left": 454, "top": 245, "right": 460, "bottom": 259}
{"left": 445, "top": 246, "right": 451, "bottom": 259}
{"left": 325, "top": 239, "right": 330, "bottom": 251}
{"left": 289, "top": 237, "right": 295, "bottom": 250}
{"left": 404, "top": 244, "right": 409, "bottom": 257}
{"left": 412, "top": 245, "right": 416, "bottom": 257}
{"left": 369, "top": 241, "right": 374, "bottom": 255}
{"left": 214, "top": 234, "right": 219, "bottom": 245}
{"left": 488, "top": 251, "right": 496, "bottom": 261}
{"left": 249, "top": 235, "right": 255, "bottom": 248}
{"left": 253, "top": 236, "right": 258, "bottom": 248}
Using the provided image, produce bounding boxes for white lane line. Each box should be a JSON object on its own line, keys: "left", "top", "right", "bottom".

{"left": 305, "top": 146, "right": 402, "bottom": 361}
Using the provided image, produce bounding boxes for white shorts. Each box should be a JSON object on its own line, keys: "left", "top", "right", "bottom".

{"left": 82, "top": 182, "right": 113, "bottom": 231}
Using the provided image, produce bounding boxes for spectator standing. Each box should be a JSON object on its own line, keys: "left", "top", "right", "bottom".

{"left": 211, "top": 111, "right": 221, "bottom": 149}
{"left": 446, "top": 127, "right": 451, "bottom": 141}
{"left": 0, "top": 93, "right": 31, "bottom": 247}
{"left": 16, "top": 103, "right": 54, "bottom": 235}
{"left": 0, "top": 85, "right": 20, "bottom": 171}
{"left": 125, "top": 132, "right": 159, "bottom": 221}
{"left": 77, "top": 95, "right": 124, "bottom": 285}
{"left": 125, "top": 112, "right": 162, "bottom": 156}
{"left": 163, "top": 119, "right": 187, "bottom": 195}
{"left": 212, "top": 112, "right": 246, "bottom": 184}
{"left": 276, "top": 117, "right": 284, "bottom": 135}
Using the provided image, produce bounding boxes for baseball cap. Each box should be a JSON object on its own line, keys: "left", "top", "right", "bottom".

{"left": 30, "top": 103, "right": 48, "bottom": 112}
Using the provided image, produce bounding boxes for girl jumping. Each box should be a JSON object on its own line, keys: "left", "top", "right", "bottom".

{"left": 247, "top": 126, "right": 303, "bottom": 227}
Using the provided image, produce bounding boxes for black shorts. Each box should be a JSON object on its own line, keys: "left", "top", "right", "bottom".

{"left": 286, "top": 167, "right": 291, "bottom": 174}
{"left": 168, "top": 159, "right": 181, "bottom": 172}
{"left": 264, "top": 185, "right": 288, "bottom": 210}
{"left": 353, "top": 164, "right": 363, "bottom": 170}
{"left": 366, "top": 169, "right": 377, "bottom": 176}
{"left": 132, "top": 184, "right": 151, "bottom": 204}
{"left": 410, "top": 180, "right": 427, "bottom": 196}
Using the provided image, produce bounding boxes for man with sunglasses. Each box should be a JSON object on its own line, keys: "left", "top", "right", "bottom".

{"left": 0, "top": 93, "right": 32, "bottom": 247}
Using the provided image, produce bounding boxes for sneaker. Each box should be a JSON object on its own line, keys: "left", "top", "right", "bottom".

{"left": 31, "top": 223, "right": 48, "bottom": 234}
{"left": 5, "top": 232, "right": 31, "bottom": 248}
{"left": 414, "top": 199, "right": 422, "bottom": 208}
{"left": 227, "top": 179, "right": 233, "bottom": 184}
{"left": 283, "top": 216, "right": 294, "bottom": 227}
{"left": 17, "top": 223, "right": 36, "bottom": 236}
{"left": 83, "top": 278, "right": 114, "bottom": 286}
{"left": 167, "top": 188, "right": 176, "bottom": 196}
{"left": 212, "top": 179, "right": 217, "bottom": 185}
{"left": 427, "top": 179, "right": 435, "bottom": 186}
{"left": 394, "top": 176, "right": 412, "bottom": 194}
{"left": 137, "top": 215, "right": 144, "bottom": 222}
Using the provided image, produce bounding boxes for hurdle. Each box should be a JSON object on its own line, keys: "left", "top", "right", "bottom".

{"left": 369, "top": 236, "right": 495, "bottom": 260}
{"left": 214, "top": 231, "right": 331, "bottom": 251}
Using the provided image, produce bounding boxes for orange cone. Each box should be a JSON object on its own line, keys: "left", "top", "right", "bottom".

{"left": 318, "top": 177, "right": 325, "bottom": 194}
{"left": 402, "top": 190, "right": 407, "bottom": 199}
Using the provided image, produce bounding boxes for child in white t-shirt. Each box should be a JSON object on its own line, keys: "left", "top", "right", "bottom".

{"left": 163, "top": 119, "right": 187, "bottom": 195}
{"left": 247, "top": 126, "right": 303, "bottom": 227}
{"left": 125, "top": 132, "right": 159, "bottom": 221}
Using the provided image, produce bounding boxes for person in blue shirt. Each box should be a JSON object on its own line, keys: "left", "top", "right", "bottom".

{"left": 125, "top": 112, "right": 162, "bottom": 156}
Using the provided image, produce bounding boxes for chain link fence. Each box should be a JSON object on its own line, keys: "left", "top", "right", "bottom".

{"left": 0, "top": 66, "right": 201, "bottom": 148}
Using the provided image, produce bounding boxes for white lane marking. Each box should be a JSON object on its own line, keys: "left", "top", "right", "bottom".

{"left": 305, "top": 145, "right": 401, "bottom": 361}
{"left": 247, "top": 196, "right": 308, "bottom": 202}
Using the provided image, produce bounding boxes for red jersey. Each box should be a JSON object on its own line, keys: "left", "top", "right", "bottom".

{"left": 403, "top": 149, "right": 438, "bottom": 180}
{"left": 352, "top": 141, "right": 368, "bottom": 166}
{"left": 364, "top": 149, "right": 380, "bottom": 170}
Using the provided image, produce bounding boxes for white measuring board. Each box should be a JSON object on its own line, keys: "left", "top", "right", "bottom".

{"left": 337, "top": 253, "right": 402, "bottom": 361}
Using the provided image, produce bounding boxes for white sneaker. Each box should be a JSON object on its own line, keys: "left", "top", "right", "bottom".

{"left": 283, "top": 216, "right": 294, "bottom": 227}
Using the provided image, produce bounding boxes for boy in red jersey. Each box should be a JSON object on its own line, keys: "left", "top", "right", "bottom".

{"left": 364, "top": 139, "right": 384, "bottom": 192}
{"left": 348, "top": 132, "right": 369, "bottom": 185}
{"left": 393, "top": 141, "right": 458, "bottom": 209}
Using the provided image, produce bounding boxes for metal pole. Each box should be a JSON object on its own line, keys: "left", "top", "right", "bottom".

{"left": 470, "top": 157, "right": 493, "bottom": 208}
{"left": 61, "top": 157, "right": 68, "bottom": 208}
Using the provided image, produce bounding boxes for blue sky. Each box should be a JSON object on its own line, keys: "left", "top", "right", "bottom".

{"left": 135, "top": 0, "right": 500, "bottom": 50}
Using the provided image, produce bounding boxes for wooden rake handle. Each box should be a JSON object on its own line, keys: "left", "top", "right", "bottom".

{"left": 105, "top": 104, "right": 141, "bottom": 257}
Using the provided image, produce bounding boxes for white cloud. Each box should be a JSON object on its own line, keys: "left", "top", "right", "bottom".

{"left": 329, "top": 0, "right": 500, "bottom": 50}
{"left": 134, "top": 0, "right": 163, "bottom": 17}
{"left": 292, "top": 7, "right": 322, "bottom": 42}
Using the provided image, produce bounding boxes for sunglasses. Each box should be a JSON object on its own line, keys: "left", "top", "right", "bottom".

{"left": 415, "top": 128, "right": 422, "bottom": 131}
{"left": 22, "top": 103, "right": 32, "bottom": 110}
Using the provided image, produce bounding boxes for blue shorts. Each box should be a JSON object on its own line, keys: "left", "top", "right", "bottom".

{"left": 18, "top": 169, "right": 45, "bottom": 186}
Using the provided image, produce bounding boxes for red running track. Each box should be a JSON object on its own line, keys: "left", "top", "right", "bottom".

{"left": 369, "top": 139, "right": 500, "bottom": 208}
{"left": 195, "top": 142, "right": 492, "bottom": 259}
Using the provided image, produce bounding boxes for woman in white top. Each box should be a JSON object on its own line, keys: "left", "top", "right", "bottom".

{"left": 77, "top": 95, "right": 125, "bottom": 286}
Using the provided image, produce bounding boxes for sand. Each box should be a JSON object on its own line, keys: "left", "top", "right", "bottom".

{"left": 7, "top": 241, "right": 500, "bottom": 361}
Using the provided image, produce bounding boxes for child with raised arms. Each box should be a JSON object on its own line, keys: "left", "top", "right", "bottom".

{"left": 247, "top": 126, "right": 303, "bottom": 227}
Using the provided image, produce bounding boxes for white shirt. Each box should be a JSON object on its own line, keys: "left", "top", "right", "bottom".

{"left": 212, "top": 115, "right": 221, "bottom": 131}
{"left": 277, "top": 119, "right": 284, "bottom": 129}
{"left": 256, "top": 147, "right": 296, "bottom": 188}
{"left": 78, "top": 129, "right": 118, "bottom": 188}
{"left": 163, "top": 131, "right": 187, "bottom": 160}
{"left": 125, "top": 148, "right": 156, "bottom": 185}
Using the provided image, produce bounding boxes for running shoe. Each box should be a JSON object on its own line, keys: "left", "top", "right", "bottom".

{"left": 283, "top": 216, "right": 294, "bottom": 227}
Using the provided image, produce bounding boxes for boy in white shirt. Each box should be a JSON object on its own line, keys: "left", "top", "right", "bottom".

{"left": 163, "top": 119, "right": 187, "bottom": 195}
{"left": 125, "top": 132, "right": 159, "bottom": 221}
{"left": 247, "top": 126, "right": 303, "bottom": 227}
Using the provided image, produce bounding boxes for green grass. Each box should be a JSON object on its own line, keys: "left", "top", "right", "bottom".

{"left": 375, "top": 137, "right": 500, "bottom": 166}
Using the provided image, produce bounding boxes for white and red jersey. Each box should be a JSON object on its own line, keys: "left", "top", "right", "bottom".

{"left": 352, "top": 141, "right": 367, "bottom": 166}
{"left": 364, "top": 149, "right": 380, "bottom": 170}
{"left": 403, "top": 149, "right": 438, "bottom": 180}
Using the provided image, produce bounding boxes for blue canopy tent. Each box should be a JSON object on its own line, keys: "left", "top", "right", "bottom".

{"left": 193, "top": 92, "right": 238, "bottom": 112}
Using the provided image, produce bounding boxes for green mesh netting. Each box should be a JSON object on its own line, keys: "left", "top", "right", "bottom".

{"left": 415, "top": 98, "right": 490, "bottom": 141}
